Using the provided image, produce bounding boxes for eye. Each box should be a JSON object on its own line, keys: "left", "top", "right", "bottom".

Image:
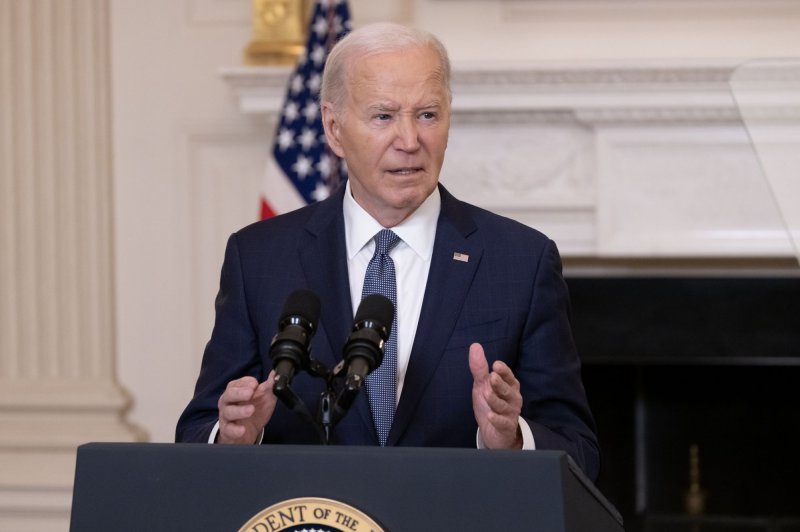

{"left": 374, "top": 113, "right": 392, "bottom": 121}
{"left": 420, "top": 111, "right": 436, "bottom": 120}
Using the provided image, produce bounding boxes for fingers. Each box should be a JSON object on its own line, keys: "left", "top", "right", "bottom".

{"left": 488, "top": 362, "right": 521, "bottom": 402}
{"left": 218, "top": 375, "right": 272, "bottom": 445}
{"left": 484, "top": 409, "right": 521, "bottom": 434}
{"left": 468, "top": 343, "right": 489, "bottom": 381}
{"left": 250, "top": 372, "right": 279, "bottom": 419}
{"left": 469, "top": 346, "right": 523, "bottom": 449}
{"left": 491, "top": 359, "right": 517, "bottom": 386}
{"left": 252, "top": 371, "right": 275, "bottom": 401}
{"left": 223, "top": 403, "right": 256, "bottom": 421}
{"left": 219, "top": 376, "right": 265, "bottom": 422}
{"left": 472, "top": 351, "right": 522, "bottom": 417}
{"left": 219, "top": 376, "right": 259, "bottom": 407}
{"left": 223, "top": 423, "right": 247, "bottom": 440}
{"left": 483, "top": 380, "right": 520, "bottom": 415}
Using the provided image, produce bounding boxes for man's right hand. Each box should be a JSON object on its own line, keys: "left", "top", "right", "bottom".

{"left": 217, "top": 372, "right": 277, "bottom": 444}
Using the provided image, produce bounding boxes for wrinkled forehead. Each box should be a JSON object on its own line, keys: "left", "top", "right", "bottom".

{"left": 344, "top": 45, "right": 450, "bottom": 101}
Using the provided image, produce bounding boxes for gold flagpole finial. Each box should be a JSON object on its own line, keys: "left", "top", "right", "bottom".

{"left": 244, "top": 0, "right": 308, "bottom": 65}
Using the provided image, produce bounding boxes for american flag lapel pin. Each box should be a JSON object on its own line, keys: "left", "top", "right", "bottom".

{"left": 453, "top": 252, "right": 469, "bottom": 263}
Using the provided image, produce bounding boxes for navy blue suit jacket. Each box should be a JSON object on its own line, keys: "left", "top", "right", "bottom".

{"left": 176, "top": 184, "right": 600, "bottom": 480}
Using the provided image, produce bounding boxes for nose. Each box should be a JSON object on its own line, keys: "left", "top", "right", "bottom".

{"left": 393, "top": 115, "right": 420, "bottom": 152}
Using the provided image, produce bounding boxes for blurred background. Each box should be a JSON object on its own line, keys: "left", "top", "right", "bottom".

{"left": 1, "top": 0, "right": 799, "bottom": 530}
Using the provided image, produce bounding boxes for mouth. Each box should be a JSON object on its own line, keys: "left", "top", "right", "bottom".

{"left": 387, "top": 167, "right": 423, "bottom": 176}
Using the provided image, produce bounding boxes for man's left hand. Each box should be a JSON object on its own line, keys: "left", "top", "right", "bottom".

{"left": 468, "top": 342, "right": 524, "bottom": 449}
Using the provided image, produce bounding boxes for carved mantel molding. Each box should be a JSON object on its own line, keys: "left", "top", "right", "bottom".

{"left": 221, "top": 61, "right": 746, "bottom": 118}
{"left": 220, "top": 61, "right": 797, "bottom": 260}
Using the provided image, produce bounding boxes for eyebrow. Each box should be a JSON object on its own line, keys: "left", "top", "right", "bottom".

{"left": 366, "top": 101, "right": 444, "bottom": 113}
{"left": 367, "top": 103, "right": 399, "bottom": 113}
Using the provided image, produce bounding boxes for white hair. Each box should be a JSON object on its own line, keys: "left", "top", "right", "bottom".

{"left": 320, "top": 22, "right": 452, "bottom": 113}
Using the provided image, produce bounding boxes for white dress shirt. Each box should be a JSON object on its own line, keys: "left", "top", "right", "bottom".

{"left": 342, "top": 181, "right": 439, "bottom": 402}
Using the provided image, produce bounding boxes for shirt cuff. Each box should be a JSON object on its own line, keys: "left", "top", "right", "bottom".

{"left": 476, "top": 416, "right": 536, "bottom": 450}
{"left": 208, "top": 420, "right": 264, "bottom": 444}
{"left": 208, "top": 421, "right": 220, "bottom": 443}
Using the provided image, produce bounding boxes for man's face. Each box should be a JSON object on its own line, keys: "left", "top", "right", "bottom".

{"left": 322, "top": 44, "right": 450, "bottom": 227}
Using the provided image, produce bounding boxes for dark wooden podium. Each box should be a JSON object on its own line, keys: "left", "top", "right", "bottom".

{"left": 70, "top": 443, "right": 623, "bottom": 531}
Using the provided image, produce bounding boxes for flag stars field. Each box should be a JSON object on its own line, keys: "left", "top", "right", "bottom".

{"left": 266, "top": 0, "right": 351, "bottom": 212}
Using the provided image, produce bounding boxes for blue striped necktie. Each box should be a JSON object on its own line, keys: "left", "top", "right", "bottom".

{"left": 362, "top": 229, "right": 400, "bottom": 446}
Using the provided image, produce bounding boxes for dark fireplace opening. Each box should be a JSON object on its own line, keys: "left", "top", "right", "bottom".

{"left": 566, "top": 276, "right": 800, "bottom": 532}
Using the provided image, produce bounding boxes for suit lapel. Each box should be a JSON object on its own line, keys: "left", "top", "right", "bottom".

{"left": 299, "top": 187, "right": 352, "bottom": 368}
{"left": 300, "top": 186, "right": 377, "bottom": 440}
{"left": 387, "top": 186, "right": 482, "bottom": 445}
{"left": 302, "top": 185, "right": 483, "bottom": 445}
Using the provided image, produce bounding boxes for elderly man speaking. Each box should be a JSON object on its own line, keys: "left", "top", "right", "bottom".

{"left": 176, "top": 22, "right": 600, "bottom": 481}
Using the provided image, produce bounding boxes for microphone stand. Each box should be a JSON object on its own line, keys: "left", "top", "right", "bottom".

{"left": 272, "top": 374, "right": 327, "bottom": 445}
{"left": 276, "top": 356, "right": 359, "bottom": 445}
{"left": 308, "top": 358, "right": 335, "bottom": 445}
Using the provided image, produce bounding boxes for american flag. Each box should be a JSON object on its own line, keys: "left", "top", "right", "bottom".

{"left": 263, "top": 0, "right": 351, "bottom": 219}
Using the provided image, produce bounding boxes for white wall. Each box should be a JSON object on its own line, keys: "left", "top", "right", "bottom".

{"left": 415, "top": 0, "right": 800, "bottom": 62}
{"left": 112, "top": 0, "right": 253, "bottom": 446}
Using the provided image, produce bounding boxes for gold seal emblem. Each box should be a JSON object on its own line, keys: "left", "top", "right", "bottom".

{"left": 238, "top": 497, "right": 385, "bottom": 532}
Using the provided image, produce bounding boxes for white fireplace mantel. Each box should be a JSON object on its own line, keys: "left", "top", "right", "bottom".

{"left": 220, "top": 61, "right": 796, "bottom": 259}
{"left": 220, "top": 61, "right": 747, "bottom": 117}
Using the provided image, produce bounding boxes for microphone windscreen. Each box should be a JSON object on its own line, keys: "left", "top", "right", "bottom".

{"left": 280, "top": 289, "right": 321, "bottom": 324}
{"left": 355, "top": 294, "right": 394, "bottom": 331}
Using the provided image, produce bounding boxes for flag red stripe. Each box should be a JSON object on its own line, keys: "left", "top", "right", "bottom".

{"left": 260, "top": 197, "right": 276, "bottom": 220}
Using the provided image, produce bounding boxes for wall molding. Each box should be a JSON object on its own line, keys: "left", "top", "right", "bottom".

{"left": 0, "top": 1, "right": 145, "bottom": 528}
{"left": 219, "top": 61, "right": 797, "bottom": 259}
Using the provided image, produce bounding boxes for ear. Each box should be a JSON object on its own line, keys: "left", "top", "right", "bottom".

{"left": 321, "top": 102, "right": 345, "bottom": 158}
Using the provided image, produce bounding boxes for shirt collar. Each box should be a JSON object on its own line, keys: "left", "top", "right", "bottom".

{"left": 343, "top": 180, "right": 441, "bottom": 261}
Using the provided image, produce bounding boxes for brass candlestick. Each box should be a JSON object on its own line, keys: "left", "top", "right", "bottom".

{"left": 684, "top": 444, "right": 707, "bottom": 516}
{"left": 244, "top": 0, "right": 308, "bottom": 65}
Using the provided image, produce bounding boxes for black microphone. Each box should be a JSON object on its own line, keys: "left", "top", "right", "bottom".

{"left": 342, "top": 293, "right": 394, "bottom": 393}
{"left": 270, "top": 289, "right": 320, "bottom": 393}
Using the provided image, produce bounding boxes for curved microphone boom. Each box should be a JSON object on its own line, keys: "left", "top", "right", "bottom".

{"left": 270, "top": 289, "right": 320, "bottom": 394}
